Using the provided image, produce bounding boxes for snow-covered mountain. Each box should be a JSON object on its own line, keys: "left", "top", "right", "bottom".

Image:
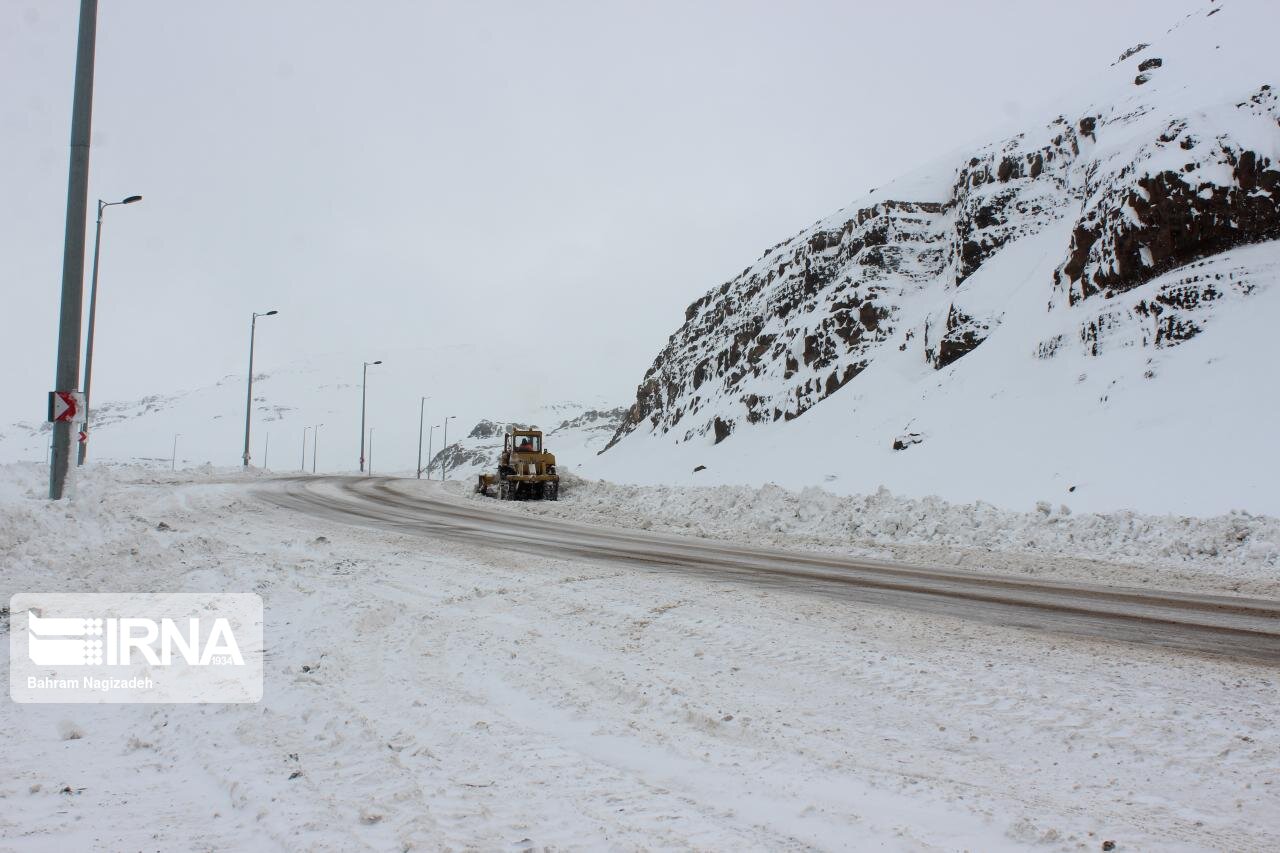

{"left": 598, "top": 0, "right": 1280, "bottom": 515}
{"left": 425, "top": 407, "right": 627, "bottom": 483}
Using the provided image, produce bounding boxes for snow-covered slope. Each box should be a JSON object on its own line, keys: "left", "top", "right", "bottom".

{"left": 600, "top": 0, "right": 1280, "bottom": 515}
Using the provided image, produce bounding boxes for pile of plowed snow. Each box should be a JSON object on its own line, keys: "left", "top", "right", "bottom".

{"left": 459, "top": 474, "right": 1280, "bottom": 593}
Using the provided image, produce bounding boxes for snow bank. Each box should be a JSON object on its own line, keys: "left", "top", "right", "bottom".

{"left": 467, "top": 473, "right": 1280, "bottom": 594}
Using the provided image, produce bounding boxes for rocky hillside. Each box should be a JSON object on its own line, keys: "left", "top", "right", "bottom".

{"left": 605, "top": 0, "right": 1280, "bottom": 452}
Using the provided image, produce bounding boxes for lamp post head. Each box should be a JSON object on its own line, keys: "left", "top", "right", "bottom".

{"left": 122, "top": 195, "right": 142, "bottom": 204}
{"left": 264, "top": 310, "right": 278, "bottom": 316}
{"left": 373, "top": 360, "right": 382, "bottom": 365}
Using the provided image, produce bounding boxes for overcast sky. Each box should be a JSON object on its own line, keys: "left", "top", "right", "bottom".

{"left": 3, "top": 0, "right": 1204, "bottom": 418}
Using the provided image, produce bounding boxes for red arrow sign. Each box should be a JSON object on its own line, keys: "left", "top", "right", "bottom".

{"left": 78, "top": 430, "right": 88, "bottom": 444}
{"left": 48, "top": 391, "right": 83, "bottom": 423}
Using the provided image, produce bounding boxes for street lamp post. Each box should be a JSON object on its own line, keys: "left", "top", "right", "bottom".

{"left": 242, "top": 310, "right": 278, "bottom": 467}
{"left": 359, "top": 360, "right": 381, "bottom": 472}
{"left": 263, "top": 432, "right": 269, "bottom": 470}
{"left": 301, "top": 426, "right": 310, "bottom": 472}
{"left": 416, "top": 395, "right": 429, "bottom": 478}
{"left": 171, "top": 433, "right": 180, "bottom": 471}
{"left": 48, "top": 0, "right": 99, "bottom": 500}
{"left": 427, "top": 424, "right": 437, "bottom": 479}
{"left": 368, "top": 428, "right": 375, "bottom": 475}
{"left": 312, "top": 424, "right": 322, "bottom": 473}
{"left": 441, "top": 415, "right": 456, "bottom": 481}
{"left": 78, "top": 194, "right": 142, "bottom": 466}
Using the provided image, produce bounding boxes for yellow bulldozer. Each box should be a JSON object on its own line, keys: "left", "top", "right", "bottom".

{"left": 476, "top": 427, "right": 560, "bottom": 500}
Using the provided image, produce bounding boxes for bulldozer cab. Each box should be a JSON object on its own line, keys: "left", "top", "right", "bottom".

{"left": 507, "top": 429, "right": 543, "bottom": 455}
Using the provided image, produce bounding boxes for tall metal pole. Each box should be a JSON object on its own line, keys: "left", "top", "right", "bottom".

{"left": 359, "top": 359, "right": 380, "bottom": 472}
{"left": 427, "top": 425, "right": 437, "bottom": 479}
{"left": 49, "top": 0, "right": 99, "bottom": 500}
{"left": 79, "top": 194, "right": 140, "bottom": 466}
{"left": 171, "top": 433, "right": 180, "bottom": 470}
{"left": 359, "top": 363, "right": 368, "bottom": 472}
{"left": 312, "top": 424, "right": 322, "bottom": 473}
{"left": 301, "top": 426, "right": 310, "bottom": 472}
{"left": 416, "top": 396, "right": 428, "bottom": 478}
{"left": 242, "top": 315, "right": 257, "bottom": 466}
{"left": 441, "top": 415, "right": 455, "bottom": 481}
{"left": 263, "top": 432, "right": 269, "bottom": 470}
{"left": 368, "top": 428, "right": 375, "bottom": 475}
{"left": 78, "top": 203, "right": 105, "bottom": 466}
{"left": 242, "top": 310, "right": 276, "bottom": 467}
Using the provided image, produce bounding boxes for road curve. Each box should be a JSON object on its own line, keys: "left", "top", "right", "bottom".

{"left": 258, "top": 476, "right": 1280, "bottom": 663}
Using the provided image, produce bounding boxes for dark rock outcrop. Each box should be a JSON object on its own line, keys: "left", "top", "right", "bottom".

{"left": 1057, "top": 87, "right": 1280, "bottom": 305}
{"left": 893, "top": 433, "right": 923, "bottom": 451}
{"left": 925, "top": 305, "right": 991, "bottom": 369}
{"left": 604, "top": 197, "right": 949, "bottom": 450}
{"left": 468, "top": 419, "right": 505, "bottom": 440}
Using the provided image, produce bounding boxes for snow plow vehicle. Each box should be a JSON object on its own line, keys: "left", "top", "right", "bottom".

{"left": 476, "top": 427, "right": 560, "bottom": 500}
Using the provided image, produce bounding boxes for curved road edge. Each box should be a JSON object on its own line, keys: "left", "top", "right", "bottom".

{"left": 257, "top": 475, "right": 1280, "bottom": 663}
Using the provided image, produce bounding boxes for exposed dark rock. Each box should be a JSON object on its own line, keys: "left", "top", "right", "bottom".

{"left": 430, "top": 442, "right": 494, "bottom": 475}
{"left": 892, "top": 433, "right": 923, "bottom": 451}
{"left": 1058, "top": 99, "right": 1280, "bottom": 305}
{"left": 604, "top": 197, "right": 947, "bottom": 450}
{"left": 1036, "top": 334, "right": 1064, "bottom": 359}
{"left": 925, "top": 305, "right": 991, "bottom": 369}
{"left": 1115, "top": 43, "right": 1149, "bottom": 63}
{"left": 550, "top": 407, "right": 627, "bottom": 436}
{"left": 468, "top": 419, "right": 504, "bottom": 440}
{"left": 1138, "top": 56, "right": 1163, "bottom": 72}
{"left": 712, "top": 417, "right": 733, "bottom": 444}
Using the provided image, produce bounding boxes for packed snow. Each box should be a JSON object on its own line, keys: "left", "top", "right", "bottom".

{"left": 455, "top": 473, "right": 1280, "bottom": 599}
{"left": 4, "top": 463, "right": 1279, "bottom": 850}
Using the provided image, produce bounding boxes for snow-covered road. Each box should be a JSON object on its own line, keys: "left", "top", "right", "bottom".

{"left": 4, "top": 465, "right": 1279, "bottom": 850}
{"left": 262, "top": 476, "right": 1280, "bottom": 664}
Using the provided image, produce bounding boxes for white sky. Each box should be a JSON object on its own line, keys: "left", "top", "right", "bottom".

{"left": 2, "top": 0, "right": 1205, "bottom": 416}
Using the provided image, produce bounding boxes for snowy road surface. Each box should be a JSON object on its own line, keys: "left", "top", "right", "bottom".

{"left": 5, "top": 465, "right": 1279, "bottom": 850}
{"left": 262, "top": 477, "right": 1280, "bottom": 664}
